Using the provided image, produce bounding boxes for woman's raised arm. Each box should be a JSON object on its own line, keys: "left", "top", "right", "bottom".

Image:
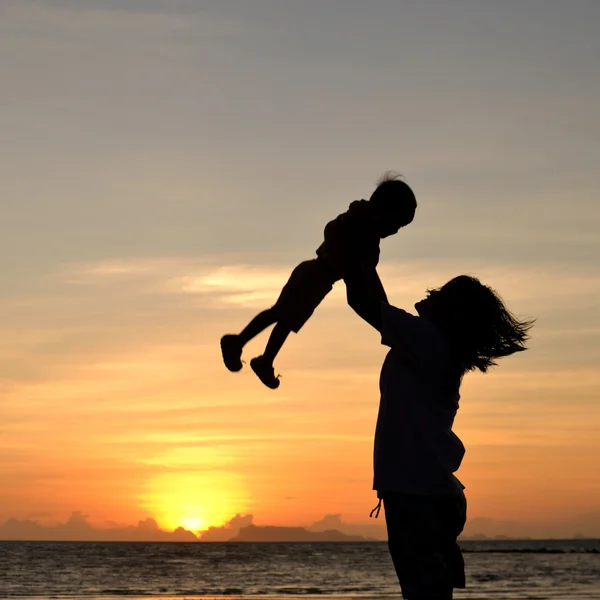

{"left": 344, "top": 263, "right": 388, "bottom": 332}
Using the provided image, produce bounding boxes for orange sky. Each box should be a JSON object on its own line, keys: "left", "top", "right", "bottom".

{"left": 1, "top": 2, "right": 599, "bottom": 540}
{"left": 2, "top": 261, "right": 600, "bottom": 538}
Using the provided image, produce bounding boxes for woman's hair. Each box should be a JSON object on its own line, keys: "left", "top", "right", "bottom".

{"left": 428, "top": 275, "right": 534, "bottom": 375}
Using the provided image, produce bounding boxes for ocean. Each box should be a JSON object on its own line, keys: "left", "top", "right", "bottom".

{"left": 0, "top": 539, "right": 599, "bottom": 599}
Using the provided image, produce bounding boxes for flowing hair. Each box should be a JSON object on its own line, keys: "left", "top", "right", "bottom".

{"left": 428, "top": 275, "right": 534, "bottom": 376}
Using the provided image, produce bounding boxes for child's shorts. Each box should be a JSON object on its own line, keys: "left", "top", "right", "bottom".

{"left": 273, "top": 258, "right": 336, "bottom": 333}
{"left": 382, "top": 491, "right": 467, "bottom": 599}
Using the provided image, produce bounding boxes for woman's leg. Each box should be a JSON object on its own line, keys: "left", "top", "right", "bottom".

{"left": 383, "top": 493, "right": 455, "bottom": 600}
{"left": 440, "top": 492, "right": 467, "bottom": 591}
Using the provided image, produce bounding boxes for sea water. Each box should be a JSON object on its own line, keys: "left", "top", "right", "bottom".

{"left": 1, "top": 539, "right": 599, "bottom": 599}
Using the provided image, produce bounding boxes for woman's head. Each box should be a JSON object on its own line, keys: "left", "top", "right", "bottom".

{"left": 415, "top": 275, "right": 534, "bottom": 374}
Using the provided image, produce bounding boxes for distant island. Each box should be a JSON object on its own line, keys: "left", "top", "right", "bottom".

{"left": 230, "top": 525, "right": 373, "bottom": 542}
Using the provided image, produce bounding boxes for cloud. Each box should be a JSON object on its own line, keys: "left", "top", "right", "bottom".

{"left": 56, "top": 254, "right": 600, "bottom": 301}
{"left": 309, "top": 513, "right": 345, "bottom": 531}
{"left": 3, "top": 256, "right": 599, "bottom": 410}
{"left": 308, "top": 513, "right": 385, "bottom": 541}
{"left": 310, "top": 511, "right": 600, "bottom": 540}
{"left": 4, "top": 510, "right": 597, "bottom": 541}
{"left": 198, "top": 513, "right": 254, "bottom": 542}
{"left": 53, "top": 257, "right": 294, "bottom": 310}
{"left": 462, "top": 512, "right": 600, "bottom": 540}
{"left": 47, "top": 255, "right": 600, "bottom": 321}
{"left": 3, "top": 254, "right": 600, "bottom": 418}
{"left": 0, "top": 511, "right": 197, "bottom": 542}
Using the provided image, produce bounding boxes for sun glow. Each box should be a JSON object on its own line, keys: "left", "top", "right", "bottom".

{"left": 140, "top": 469, "right": 250, "bottom": 533}
{"left": 180, "top": 516, "right": 207, "bottom": 532}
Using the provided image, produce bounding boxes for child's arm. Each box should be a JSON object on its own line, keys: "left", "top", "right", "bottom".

{"left": 317, "top": 215, "right": 349, "bottom": 273}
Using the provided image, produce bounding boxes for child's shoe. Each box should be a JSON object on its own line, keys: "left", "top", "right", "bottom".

{"left": 220, "top": 334, "right": 243, "bottom": 372}
{"left": 250, "top": 356, "right": 280, "bottom": 389}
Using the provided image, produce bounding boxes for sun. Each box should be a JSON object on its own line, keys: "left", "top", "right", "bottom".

{"left": 140, "top": 469, "right": 250, "bottom": 534}
{"left": 180, "top": 516, "right": 207, "bottom": 532}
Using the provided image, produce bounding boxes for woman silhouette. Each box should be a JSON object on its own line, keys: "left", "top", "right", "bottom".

{"left": 343, "top": 265, "right": 533, "bottom": 600}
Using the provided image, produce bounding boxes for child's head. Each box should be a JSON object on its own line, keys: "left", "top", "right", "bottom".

{"left": 369, "top": 172, "right": 417, "bottom": 238}
{"left": 415, "top": 275, "right": 534, "bottom": 375}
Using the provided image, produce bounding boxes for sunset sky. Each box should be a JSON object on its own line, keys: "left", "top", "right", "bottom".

{"left": 1, "top": 0, "right": 599, "bottom": 540}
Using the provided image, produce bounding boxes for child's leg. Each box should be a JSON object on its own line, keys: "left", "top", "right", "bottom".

{"left": 237, "top": 307, "right": 278, "bottom": 346}
{"left": 263, "top": 323, "right": 290, "bottom": 364}
{"left": 221, "top": 307, "right": 278, "bottom": 372}
{"left": 250, "top": 323, "right": 291, "bottom": 390}
{"left": 248, "top": 259, "right": 334, "bottom": 389}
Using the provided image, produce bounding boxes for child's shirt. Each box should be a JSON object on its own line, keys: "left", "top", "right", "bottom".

{"left": 374, "top": 302, "right": 465, "bottom": 497}
{"left": 316, "top": 200, "right": 380, "bottom": 273}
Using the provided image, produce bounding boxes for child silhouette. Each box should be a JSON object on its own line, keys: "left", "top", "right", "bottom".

{"left": 220, "top": 173, "right": 417, "bottom": 389}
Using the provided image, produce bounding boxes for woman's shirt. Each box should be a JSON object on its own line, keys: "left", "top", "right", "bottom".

{"left": 374, "top": 303, "right": 465, "bottom": 496}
